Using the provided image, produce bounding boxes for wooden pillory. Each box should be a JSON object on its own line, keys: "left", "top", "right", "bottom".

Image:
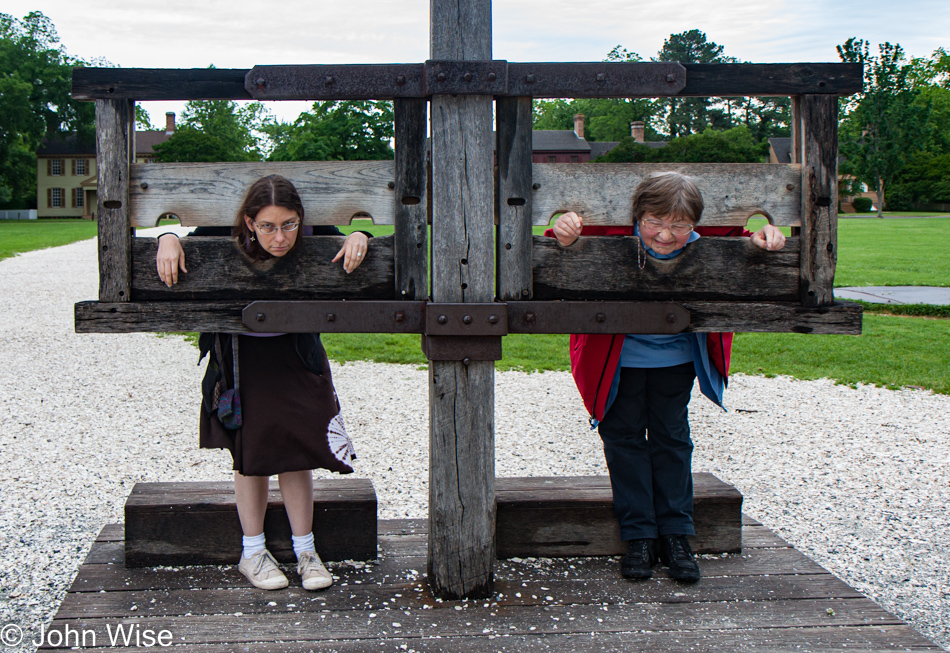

{"left": 73, "top": 1, "right": 862, "bottom": 600}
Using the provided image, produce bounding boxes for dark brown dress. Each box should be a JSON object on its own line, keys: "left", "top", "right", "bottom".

{"left": 200, "top": 334, "right": 356, "bottom": 477}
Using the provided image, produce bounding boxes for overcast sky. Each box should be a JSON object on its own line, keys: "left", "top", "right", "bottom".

{"left": 7, "top": 0, "right": 949, "bottom": 126}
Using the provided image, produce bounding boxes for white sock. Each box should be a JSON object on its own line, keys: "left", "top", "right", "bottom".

{"left": 292, "top": 532, "right": 315, "bottom": 559}
{"left": 242, "top": 533, "right": 266, "bottom": 559}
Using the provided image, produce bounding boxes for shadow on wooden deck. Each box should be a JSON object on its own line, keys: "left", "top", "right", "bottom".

{"left": 40, "top": 516, "right": 939, "bottom": 652}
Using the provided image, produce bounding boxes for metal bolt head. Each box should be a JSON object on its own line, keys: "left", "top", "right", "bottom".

{"left": 395, "top": 311, "right": 405, "bottom": 322}
{"left": 325, "top": 75, "right": 334, "bottom": 86}
{"left": 525, "top": 312, "right": 536, "bottom": 323}
{"left": 140, "top": 182, "right": 148, "bottom": 190}
{"left": 437, "top": 72, "right": 446, "bottom": 82}
{"left": 666, "top": 74, "right": 676, "bottom": 83}
{"left": 388, "top": 181, "right": 395, "bottom": 189}
{"left": 462, "top": 357, "right": 471, "bottom": 366}
{"left": 596, "top": 313, "right": 606, "bottom": 323}
{"left": 256, "top": 313, "right": 265, "bottom": 322}
{"left": 463, "top": 72, "right": 473, "bottom": 82}
{"left": 521, "top": 289, "right": 529, "bottom": 297}
{"left": 532, "top": 183, "right": 541, "bottom": 190}
{"left": 525, "top": 74, "right": 535, "bottom": 84}
{"left": 395, "top": 75, "right": 406, "bottom": 86}
{"left": 488, "top": 315, "right": 498, "bottom": 325}
{"left": 462, "top": 315, "right": 473, "bottom": 325}
{"left": 596, "top": 73, "right": 606, "bottom": 82}
{"left": 487, "top": 72, "right": 496, "bottom": 82}
{"left": 438, "top": 315, "right": 448, "bottom": 325}
{"left": 327, "top": 313, "right": 336, "bottom": 322}
{"left": 666, "top": 313, "right": 677, "bottom": 324}
{"left": 255, "top": 77, "right": 266, "bottom": 87}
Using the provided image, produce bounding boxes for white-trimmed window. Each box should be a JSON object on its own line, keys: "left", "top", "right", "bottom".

{"left": 72, "top": 188, "right": 84, "bottom": 208}
{"left": 49, "top": 187, "right": 64, "bottom": 208}
{"left": 49, "top": 159, "right": 63, "bottom": 176}
{"left": 74, "top": 158, "right": 87, "bottom": 175}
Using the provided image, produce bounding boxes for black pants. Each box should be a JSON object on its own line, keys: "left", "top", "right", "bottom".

{"left": 598, "top": 364, "right": 696, "bottom": 541}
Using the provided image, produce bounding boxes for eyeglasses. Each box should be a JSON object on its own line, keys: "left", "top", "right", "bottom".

{"left": 639, "top": 218, "right": 694, "bottom": 236}
{"left": 253, "top": 221, "right": 300, "bottom": 235}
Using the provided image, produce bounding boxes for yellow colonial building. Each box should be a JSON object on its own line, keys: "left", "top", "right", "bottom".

{"left": 36, "top": 113, "right": 176, "bottom": 219}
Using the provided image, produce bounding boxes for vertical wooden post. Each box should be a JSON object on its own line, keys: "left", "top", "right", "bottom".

{"left": 789, "top": 95, "right": 802, "bottom": 164}
{"left": 394, "top": 98, "right": 429, "bottom": 300}
{"left": 496, "top": 97, "right": 534, "bottom": 301}
{"left": 799, "top": 94, "right": 838, "bottom": 307}
{"left": 427, "top": 0, "right": 496, "bottom": 599}
{"left": 95, "top": 99, "right": 134, "bottom": 302}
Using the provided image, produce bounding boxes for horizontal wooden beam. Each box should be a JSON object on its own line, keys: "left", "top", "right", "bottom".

{"left": 130, "top": 161, "right": 395, "bottom": 228}
{"left": 533, "top": 235, "right": 801, "bottom": 301}
{"left": 532, "top": 163, "right": 801, "bottom": 227}
{"left": 72, "top": 63, "right": 861, "bottom": 101}
{"left": 130, "top": 236, "right": 395, "bottom": 301}
{"left": 74, "top": 299, "right": 861, "bottom": 335}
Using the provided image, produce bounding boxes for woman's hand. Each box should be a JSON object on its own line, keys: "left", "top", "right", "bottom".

{"left": 156, "top": 234, "right": 187, "bottom": 287}
{"left": 750, "top": 224, "right": 787, "bottom": 251}
{"left": 552, "top": 211, "right": 584, "bottom": 247}
{"left": 332, "top": 232, "right": 370, "bottom": 273}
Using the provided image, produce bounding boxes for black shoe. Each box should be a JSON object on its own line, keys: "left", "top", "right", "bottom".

{"left": 658, "top": 534, "right": 701, "bottom": 583}
{"left": 620, "top": 538, "right": 658, "bottom": 579}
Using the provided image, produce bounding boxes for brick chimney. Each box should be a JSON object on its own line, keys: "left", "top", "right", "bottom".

{"left": 630, "top": 120, "right": 645, "bottom": 143}
{"left": 165, "top": 112, "right": 176, "bottom": 135}
{"left": 573, "top": 114, "right": 585, "bottom": 140}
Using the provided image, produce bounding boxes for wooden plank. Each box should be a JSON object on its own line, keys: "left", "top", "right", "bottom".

{"left": 427, "top": 0, "right": 496, "bottom": 601}
{"left": 531, "top": 163, "right": 802, "bottom": 227}
{"left": 129, "top": 236, "right": 394, "bottom": 301}
{"left": 72, "top": 63, "right": 863, "bottom": 101}
{"left": 496, "top": 474, "right": 741, "bottom": 557}
{"left": 532, "top": 235, "right": 800, "bottom": 301}
{"left": 58, "top": 626, "right": 939, "bottom": 653}
{"left": 74, "top": 300, "right": 246, "bottom": 333}
{"left": 39, "top": 599, "right": 905, "bottom": 647}
{"left": 682, "top": 299, "right": 862, "bottom": 334}
{"left": 73, "top": 67, "right": 252, "bottom": 100}
{"left": 96, "top": 524, "right": 124, "bottom": 542}
{"left": 496, "top": 96, "right": 534, "bottom": 300}
{"left": 95, "top": 99, "right": 133, "bottom": 302}
{"left": 123, "top": 480, "right": 376, "bottom": 566}
{"left": 129, "top": 161, "right": 395, "bottom": 228}
{"left": 393, "top": 98, "right": 429, "bottom": 300}
{"left": 799, "top": 94, "right": 839, "bottom": 307}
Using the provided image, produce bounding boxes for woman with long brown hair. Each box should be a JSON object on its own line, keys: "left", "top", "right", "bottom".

{"left": 155, "top": 175, "right": 369, "bottom": 591}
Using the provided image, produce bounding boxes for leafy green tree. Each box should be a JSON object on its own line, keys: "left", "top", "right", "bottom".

{"left": 594, "top": 126, "right": 767, "bottom": 163}
{"left": 152, "top": 100, "right": 265, "bottom": 162}
{"left": 0, "top": 11, "right": 96, "bottom": 208}
{"left": 654, "top": 30, "right": 731, "bottom": 137}
{"left": 837, "top": 38, "right": 925, "bottom": 217}
{"left": 265, "top": 101, "right": 394, "bottom": 161}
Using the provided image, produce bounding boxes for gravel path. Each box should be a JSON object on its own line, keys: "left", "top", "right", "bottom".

{"left": 0, "top": 234, "right": 948, "bottom": 651}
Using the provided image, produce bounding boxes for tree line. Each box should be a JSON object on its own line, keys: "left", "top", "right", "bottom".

{"left": 1, "top": 11, "right": 948, "bottom": 213}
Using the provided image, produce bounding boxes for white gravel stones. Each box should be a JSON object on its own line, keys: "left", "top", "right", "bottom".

{"left": 0, "top": 232, "right": 948, "bottom": 650}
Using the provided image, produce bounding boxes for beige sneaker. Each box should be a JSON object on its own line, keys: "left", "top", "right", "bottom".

{"left": 297, "top": 551, "right": 333, "bottom": 590}
{"left": 238, "top": 550, "right": 289, "bottom": 590}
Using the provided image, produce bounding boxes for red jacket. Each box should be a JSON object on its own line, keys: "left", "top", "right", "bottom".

{"left": 544, "top": 224, "right": 750, "bottom": 421}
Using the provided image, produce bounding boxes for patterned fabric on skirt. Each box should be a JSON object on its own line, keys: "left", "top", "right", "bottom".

{"left": 200, "top": 334, "right": 356, "bottom": 477}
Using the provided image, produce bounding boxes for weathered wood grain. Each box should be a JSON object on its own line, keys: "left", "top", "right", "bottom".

{"left": 680, "top": 62, "right": 863, "bottom": 97}
{"left": 129, "top": 236, "right": 394, "bottom": 301}
{"left": 72, "top": 67, "right": 252, "bottom": 100}
{"left": 427, "top": 0, "right": 496, "bottom": 601}
{"left": 124, "top": 480, "right": 376, "bottom": 567}
{"left": 496, "top": 96, "right": 534, "bottom": 300}
{"left": 532, "top": 235, "right": 801, "bottom": 301}
{"left": 682, "top": 299, "right": 862, "bottom": 334}
{"left": 800, "top": 94, "right": 839, "bottom": 306}
{"left": 531, "top": 162, "right": 802, "bottom": 227}
{"left": 74, "top": 300, "right": 246, "bottom": 333}
{"left": 128, "top": 161, "right": 395, "bottom": 227}
{"left": 394, "top": 98, "right": 429, "bottom": 300}
{"left": 95, "top": 99, "right": 134, "bottom": 302}
{"left": 496, "top": 474, "right": 741, "bottom": 557}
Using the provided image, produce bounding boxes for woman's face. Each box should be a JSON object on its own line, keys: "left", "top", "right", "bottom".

{"left": 638, "top": 211, "right": 696, "bottom": 255}
{"left": 245, "top": 205, "right": 300, "bottom": 257}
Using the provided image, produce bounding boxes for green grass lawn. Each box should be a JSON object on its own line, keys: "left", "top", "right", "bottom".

{"left": 0, "top": 219, "right": 98, "bottom": 261}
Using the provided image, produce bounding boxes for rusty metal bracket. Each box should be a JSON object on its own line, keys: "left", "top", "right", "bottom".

{"left": 422, "top": 336, "right": 503, "bottom": 362}
{"left": 507, "top": 62, "right": 686, "bottom": 98}
{"left": 424, "top": 303, "right": 508, "bottom": 336}
{"left": 242, "top": 301, "right": 425, "bottom": 333}
{"left": 424, "top": 60, "right": 508, "bottom": 95}
{"left": 246, "top": 64, "right": 424, "bottom": 100}
{"left": 507, "top": 301, "right": 690, "bottom": 334}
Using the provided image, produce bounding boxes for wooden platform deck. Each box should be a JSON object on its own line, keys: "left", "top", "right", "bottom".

{"left": 40, "top": 516, "right": 939, "bottom": 652}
